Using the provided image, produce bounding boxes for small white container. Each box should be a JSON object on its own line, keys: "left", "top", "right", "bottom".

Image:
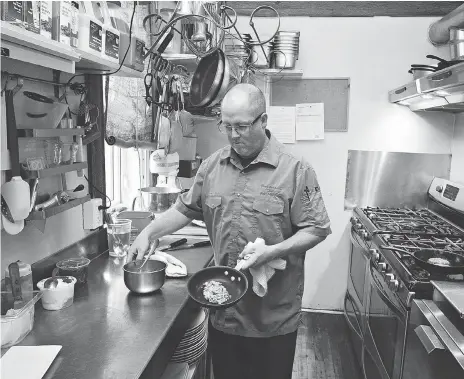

{"left": 40, "top": 1, "right": 53, "bottom": 39}
{"left": 37, "top": 276, "right": 77, "bottom": 311}
{"left": 78, "top": 1, "right": 104, "bottom": 56}
{"left": 52, "top": 1, "right": 72, "bottom": 45}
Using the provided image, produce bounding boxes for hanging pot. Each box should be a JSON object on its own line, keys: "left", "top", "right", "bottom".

{"left": 208, "top": 50, "right": 232, "bottom": 107}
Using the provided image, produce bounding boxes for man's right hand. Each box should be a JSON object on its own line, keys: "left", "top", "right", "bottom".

{"left": 127, "top": 231, "right": 159, "bottom": 262}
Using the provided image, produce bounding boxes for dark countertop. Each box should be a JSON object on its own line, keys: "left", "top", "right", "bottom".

{"left": 4, "top": 236, "right": 213, "bottom": 379}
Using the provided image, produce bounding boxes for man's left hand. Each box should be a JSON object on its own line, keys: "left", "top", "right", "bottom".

{"left": 236, "top": 238, "right": 269, "bottom": 271}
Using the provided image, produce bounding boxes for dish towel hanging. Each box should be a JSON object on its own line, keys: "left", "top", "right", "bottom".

{"left": 235, "top": 238, "right": 287, "bottom": 297}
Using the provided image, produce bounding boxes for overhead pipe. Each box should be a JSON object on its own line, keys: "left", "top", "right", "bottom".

{"left": 429, "top": 3, "right": 464, "bottom": 45}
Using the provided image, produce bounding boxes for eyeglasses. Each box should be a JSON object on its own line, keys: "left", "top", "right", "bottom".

{"left": 218, "top": 113, "right": 264, "bottom": 135}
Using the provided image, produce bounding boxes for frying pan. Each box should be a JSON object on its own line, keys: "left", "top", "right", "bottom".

{"left": 189, "top": 49, "right": 225, "bottom": 107}
{"left": 208, "top": 49, "right": 233, "bottom": 107}
{"left": 382, "top": 246, "right": 464, "bottom": 274}
{"left": 187, "top": 266, "right": 248, "bottom": 309}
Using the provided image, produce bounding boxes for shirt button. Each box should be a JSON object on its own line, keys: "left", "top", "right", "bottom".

{"left": 237, "top": 193, "right": 241, "bottom": 197}
{"left": 266, "top": 209, "right": 269, "bottom": 213}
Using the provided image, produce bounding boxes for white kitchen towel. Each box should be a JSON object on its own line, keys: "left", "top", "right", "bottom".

{"left": 150, "top": 251, "right": 187, "bottom": 277}
{"left": 235, "top": 239, "right": 287, "bottom": 297}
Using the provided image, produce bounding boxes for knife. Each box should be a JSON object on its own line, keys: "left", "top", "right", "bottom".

{"left": 158, "top": 238, "right": 188, "bottom": 252}
{"left": 9, "top": 262, "right": 23, "bottom": 310}
{"left": 163, "top": 240, "right": 211, "bottom": 251}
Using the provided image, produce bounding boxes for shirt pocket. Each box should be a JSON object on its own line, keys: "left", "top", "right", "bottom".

{"left": 205, "top": 196, "right": 222, "bottom": 209}
{"left": 251, "top": 196, "right": 285, "bottom": 242}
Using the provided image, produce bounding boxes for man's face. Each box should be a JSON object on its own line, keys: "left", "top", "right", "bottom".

{"left": 220, "top": 109, "right": 268, "bottom": 159}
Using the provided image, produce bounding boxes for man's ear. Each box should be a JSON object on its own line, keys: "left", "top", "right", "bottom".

{"left": 261, "top": 113, "right": 268, "bottom": 128}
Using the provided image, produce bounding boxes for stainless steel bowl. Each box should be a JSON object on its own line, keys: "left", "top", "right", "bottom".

{"left": 277, "top": 31, "right": 300, "bottom": 37}
{"left": 123, "top": 260, "right": 167, "bottom": 294}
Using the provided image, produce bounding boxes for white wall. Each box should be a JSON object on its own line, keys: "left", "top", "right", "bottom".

{"left": 1, "top": 60, "right": 89, "bottom": 273}
{"left": 195, "top": 16, "right": 457, "bottom": 310}
{"left": 451, "top": 115, "right": 464, "bottom": 183}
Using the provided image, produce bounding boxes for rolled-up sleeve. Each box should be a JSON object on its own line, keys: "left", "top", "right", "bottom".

{"left": 290, "top": 164, "right": 332, "bottom": 237}
{"left": 173, "top": 158, "right": 209, "bottom": 221}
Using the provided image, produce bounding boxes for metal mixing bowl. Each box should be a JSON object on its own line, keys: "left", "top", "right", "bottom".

{"left": 123, "top": 260, "right": 167, "bottom": 294}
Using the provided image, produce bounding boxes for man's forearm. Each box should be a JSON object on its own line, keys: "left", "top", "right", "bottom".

{"left": 262, "top": 230, "right": 326, "bottom": 264}
{"left": 142, "top": 207, "right": 193, "bottom": 240}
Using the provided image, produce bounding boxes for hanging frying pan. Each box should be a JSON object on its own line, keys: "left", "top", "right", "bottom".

{"left": 426, "top": 54, "right": 464, "bottom": 70}
{"left": 208, "top": 49, "right": 233, "bottom": 107}
{"left": 1, "top": 90, "right": 30, "bottom": 235}
{"left": 382, "top": 246, "right": 464, "bottom": 274}
{"left": 189, "top": 49, "right": 225, "bottom": 107}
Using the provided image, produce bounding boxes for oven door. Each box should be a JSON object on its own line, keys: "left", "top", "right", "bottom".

{"left": 365, "top": 261, "right": 408, "bottom": 379}
{"left": 402, "top": 300, "right": 464, "bottom": 379}
{"left": 344, "top": 291, "right": 364, "bottom": 368}
{"left": 348, "top": 228, "right": 370, "bottom": 311}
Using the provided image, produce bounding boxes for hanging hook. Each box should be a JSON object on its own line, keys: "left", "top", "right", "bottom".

{"left": 12, "top": 77, "right": 24, "bottom": 96}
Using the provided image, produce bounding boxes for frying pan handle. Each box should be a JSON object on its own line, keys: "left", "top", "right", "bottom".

{"left": 192, "top": 240, "right": 211, "bottom": 248}
{"left": 426, "top": 54, "right": 448, "bottom": 64}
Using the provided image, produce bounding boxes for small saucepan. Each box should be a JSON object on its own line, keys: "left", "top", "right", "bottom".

{"left": 408, "top": 67, "right": 436, "bottom": 79}
{"left": 382, "top": 246, "right": 464, "bottom": 274}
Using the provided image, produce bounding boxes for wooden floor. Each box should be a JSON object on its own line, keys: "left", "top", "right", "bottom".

{"left": 292, "top": 312, "right": 362, "bottom": 379}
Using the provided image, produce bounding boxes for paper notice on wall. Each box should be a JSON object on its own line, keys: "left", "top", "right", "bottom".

{"left": 295, "top": 103, "right": 325, "bottom": 140}
{"left": 266, "top": 106, "right": 296, "bottom": 144}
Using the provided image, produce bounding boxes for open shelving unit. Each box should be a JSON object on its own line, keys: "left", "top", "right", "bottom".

{"left": 22, "top": 162, "right": 88, "bottom": 179}
{"left": 27, "top": 195, "right": 90, "bottom": 221}
{"left": 1, "top": 21, "right": 144, "bottom": 78}
{"left": 17, "top": 127, "right": 86, "bottom": 138}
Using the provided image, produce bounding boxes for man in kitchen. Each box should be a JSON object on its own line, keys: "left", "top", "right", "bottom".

{"left": 129, "top": 83, "right": 331, "bottom": 379}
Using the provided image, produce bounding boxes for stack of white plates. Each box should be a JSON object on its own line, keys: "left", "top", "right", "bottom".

{"left": 170, "top": 308, "right": 208, "bottom": 365}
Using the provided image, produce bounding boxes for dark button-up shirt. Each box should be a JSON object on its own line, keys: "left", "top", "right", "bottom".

{"left": 175, "top": 131, "right": 331, "bottom": 337}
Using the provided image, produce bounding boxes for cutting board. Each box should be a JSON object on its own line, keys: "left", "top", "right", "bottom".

{"left": 1, "top": 346, "right": 62, "bottom": 379}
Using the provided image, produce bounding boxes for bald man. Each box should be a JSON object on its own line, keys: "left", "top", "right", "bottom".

{"left": 129, "top": 84, "right": 331, "bottom": 379}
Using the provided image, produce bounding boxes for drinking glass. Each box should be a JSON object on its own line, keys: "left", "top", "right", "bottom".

{"left": 107, "top": 219, "right": 132, "bottom": 258}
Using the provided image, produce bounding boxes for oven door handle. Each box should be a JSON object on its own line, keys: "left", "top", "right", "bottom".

{"left": 369, "top": 262, "right": 406, "bottom": 320}
{"left": 344, "top": 292, "right": 363, "bottom": 339}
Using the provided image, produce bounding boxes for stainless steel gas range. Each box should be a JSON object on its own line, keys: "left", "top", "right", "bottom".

{"left": 344, "top": 178, "right": 464, "bottom": 379}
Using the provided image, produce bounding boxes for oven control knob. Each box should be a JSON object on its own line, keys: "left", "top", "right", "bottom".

{"left": 436, "top": 185, "right": 443, "bottom": 193}
{"left": 370, "top": 249, "right": 380, "bottom": 262}
{"left": 350, "top": 217, "right": 358, "bottom": 225}
{"left": 389, "top": 279, "right": 399, "bottom": 291}
{"left": 355, "top": 223, "right": 363, "bottom": 230}
{"left": 385, "top": 273, "right": 395, "bottom": 281}
{"left": 378, "top": 262, "right": 388, "bottom": 273}
{"left": 361, "top": 230, "right": 371, "bottom": 240}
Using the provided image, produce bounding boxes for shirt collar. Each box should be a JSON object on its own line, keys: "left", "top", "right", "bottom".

{"left": 219, "top": 130, "right": 280, "bottom": 168}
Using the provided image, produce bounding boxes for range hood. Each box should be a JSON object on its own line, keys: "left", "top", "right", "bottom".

{"left": 389, "top": 61, "right": 464, "bottom": 113}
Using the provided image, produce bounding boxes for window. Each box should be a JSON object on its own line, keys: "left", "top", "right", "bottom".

{"left": 105, "top": 144, "right": 149, "bottom": 209}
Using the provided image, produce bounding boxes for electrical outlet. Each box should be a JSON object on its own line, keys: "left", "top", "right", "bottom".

{"left": 83, "top": 198, "right": 103, "bottom": 230}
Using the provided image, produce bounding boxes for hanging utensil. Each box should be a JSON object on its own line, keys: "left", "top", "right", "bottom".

{"left": 178, "top": 81, "right": 195, "bottom": 137}
{"left": 2, "top": 90, "right": 30, "bottom": 235}
{"left": 157, "top": 81, "right": 172, "bottom": 151}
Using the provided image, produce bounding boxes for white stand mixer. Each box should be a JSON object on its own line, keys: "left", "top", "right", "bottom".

{"left": 150, "top": 150, "right": 180, "bottom": 188}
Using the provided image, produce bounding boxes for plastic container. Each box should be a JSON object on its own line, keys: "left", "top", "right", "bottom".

{"left": 78, "top": 1, "right": 104, "bottom": 56}
{"left": 1, "top": 1, "right": 24, "bottom": 27}
{"left": 40, "top": 1, "right": 53, "bottom": 39}
{"left": 1, "top": 291, "right": 42, "bottom": 348}
{"left": 52, "top": 1, "right": 72, "bottom": 45}
{"left": 70, "top": 1, "right": 79, "bottom": 47}
{"left": 37, "top": 276, "right": 77, "bottom": 311}
{"left": 23, "top": 1, "right": 41, "bottom": 34}
{"left": 100, "top": 1, "right": 120, "bottom": 63}
{"left": 3, "top": 261, "right": 34, "bottom": 304}
{"left": 54, "top": 257, "right": 90, "bottom": 284}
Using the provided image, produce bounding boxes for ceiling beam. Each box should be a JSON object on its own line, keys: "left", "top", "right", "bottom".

{"left": 227, "top": 1, "right": 464, "bottom": 17}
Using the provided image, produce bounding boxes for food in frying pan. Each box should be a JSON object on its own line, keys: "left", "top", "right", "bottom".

{"left": 427, "top": 257, "right": 451, "bottom": 267}
{"left": 203, "top": 280, "right": 231, "bottom": 304}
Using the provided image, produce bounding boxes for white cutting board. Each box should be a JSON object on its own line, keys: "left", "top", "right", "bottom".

{"left": 1, "top": 345, "right": 62, "bottom": 379}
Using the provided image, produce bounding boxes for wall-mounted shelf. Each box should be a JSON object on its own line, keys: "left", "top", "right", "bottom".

{"left": 162, "top": 53, "right": 198, "bottom": 71}
{"left": 76, "top": 49, "right": 144, "bottom": 78}
{"left": 22, "top": 162, "right": 88, "bottom": 179}
{"left": 1, "top": 21, "right": 79, "bottom": 73}
{"left": 27, "top": 195, "right": 90, "bottom": 221}
{"left": 256, "top": 69, "right": 304, "bottom": 79}
{"left": 1, "top": 22, "right": 144, "bottom": 78}
{"left": 192, "top": 114, "right": 218, "bottom": 122}
{"left": 17, "top": 128, "right": 86, "bottom": 138}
